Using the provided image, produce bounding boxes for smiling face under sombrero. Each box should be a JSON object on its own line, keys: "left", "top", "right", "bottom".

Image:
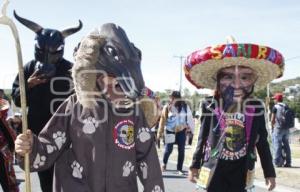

{"left": 184, "top": 42, "right": 284, "bottom": 91}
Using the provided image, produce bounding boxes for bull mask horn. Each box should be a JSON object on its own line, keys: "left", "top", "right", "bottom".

{"left": 13, "top": 10, "right": 42, "bottom": 33}
{"left": 61, "top": 20, "right": 82, "bottom": 38}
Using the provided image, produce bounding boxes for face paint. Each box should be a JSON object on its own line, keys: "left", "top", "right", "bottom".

{"left": 217, "top": 66, "right": 257, "bottom": 104}
{"left": 221, "top": 85, "right": 234, "bottom": 111}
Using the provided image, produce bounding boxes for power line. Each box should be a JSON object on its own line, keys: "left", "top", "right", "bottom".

{"left": 286, "top": 56, "right": 300, "bottom": 61}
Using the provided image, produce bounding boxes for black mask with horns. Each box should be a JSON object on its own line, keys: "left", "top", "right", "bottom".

{"left": 14, "top": 11, "right": 82, "bottom": 79}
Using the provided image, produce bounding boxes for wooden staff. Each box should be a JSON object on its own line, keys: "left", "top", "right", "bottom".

{"left": 0, "top": 0, "right": 31, "bottom": 191}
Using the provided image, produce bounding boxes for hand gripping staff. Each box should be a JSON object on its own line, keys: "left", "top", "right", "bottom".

{"left": 0, "top": 0, "right": 31, "bottom": 191}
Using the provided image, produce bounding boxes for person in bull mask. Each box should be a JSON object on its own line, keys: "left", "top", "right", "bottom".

{"left": 14, "top": 23, "right": 164, "bottom": 192}
{"left": 11, "top": 11, "right": 82, "bottom": 192}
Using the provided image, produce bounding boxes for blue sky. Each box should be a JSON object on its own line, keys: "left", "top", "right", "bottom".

{"left": 1, "top": 0, "right": 300, "bottom": 93}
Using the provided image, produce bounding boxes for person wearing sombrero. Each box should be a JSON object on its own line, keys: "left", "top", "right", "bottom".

{"left": 186, "top": 37, "right": 282, "bottom": 191}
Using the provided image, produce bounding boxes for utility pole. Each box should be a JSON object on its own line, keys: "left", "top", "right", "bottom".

{"left": 174, "top": 55, "right": 185, "bottom": 94}
{"left": 266, "top": 83, "right": 271, "bottom": 128}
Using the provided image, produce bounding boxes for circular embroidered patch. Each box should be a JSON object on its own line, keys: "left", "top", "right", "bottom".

{"left": 113, "top": 120, "right": 135, "bottom": 150}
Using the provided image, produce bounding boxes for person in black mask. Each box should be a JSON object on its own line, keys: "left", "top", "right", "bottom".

{"left": 11, "top": 11, "right": 82, "bottom": 192}
{"left": 14, "top": 23, "right": 164, "bottom": 192}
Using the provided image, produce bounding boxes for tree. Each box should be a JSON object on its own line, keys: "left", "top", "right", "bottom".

{"left": 286, "top": 97, "right": 300, "bottom": 119}
{"left": 254, "top": 88, "right": 267, "bottom": 100}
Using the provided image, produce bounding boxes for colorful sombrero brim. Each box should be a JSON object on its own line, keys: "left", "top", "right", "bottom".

{"left": 184, "top": 43, "right": 284, "bottom": 91}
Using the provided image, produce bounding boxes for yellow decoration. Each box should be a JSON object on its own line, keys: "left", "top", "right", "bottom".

{"left": 257, "top": 46, "right": 267, "bottom": 59}
{"left": 197, "top": 167, "right": 211, "bottom": 188}
{"left": 210, "top": 45, "right": 222, "bottom": 59}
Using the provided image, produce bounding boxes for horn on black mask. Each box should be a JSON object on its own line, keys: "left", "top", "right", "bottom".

{"left": 13, "top": 10, "right": 43, "bottom": 33}
{"left": 61, "top": 20, "right": 83, "bottom": 38}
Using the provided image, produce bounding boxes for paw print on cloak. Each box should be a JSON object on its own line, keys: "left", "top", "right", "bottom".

{"left": 71, "top": 160, "right": 83, "bottom": 179}
{"left": 53, "top": 131, "right": 66, "bottom": 149}
{"left": 152, "top": 185, "right": 163, "bottom": 192}
{"left": 137, "top": 127, "right": 151, "bottom": 143}
{"left": 82, "top": 117, "right": 99, "bottom": 134}
{"left": 122, "top": 161, "right": 135, "bottom": 177}
{"left": 140, "top": 161, "right": 148, "bottom": 179}
{"left": 33, "top": 153, "right": 46, "bottom": 169}
{"left": 46, "top": 145, "right": 57, "bottom": 154}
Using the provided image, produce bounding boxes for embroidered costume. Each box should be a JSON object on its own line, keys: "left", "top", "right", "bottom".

{"left": 186, "top": 37, "right": 283, "bottom": 191}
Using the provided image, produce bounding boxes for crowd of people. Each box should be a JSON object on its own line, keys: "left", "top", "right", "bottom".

{"left": 1, "top": 74, "right": 297, "bottom": 192}
{"left": 0, "top": 10, "right": 298, "bottom": 192}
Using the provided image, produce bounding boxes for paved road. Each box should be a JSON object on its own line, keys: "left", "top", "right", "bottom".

{"left": 162, "top": 169, "right": 195, "bottom": 192}
{"left": 161, "top": 160, "right": 299, "bottom": 192}
{"left": 14, "top": 166, "right": 42, "bottom": 192}
{"left": 14, "top": 163, "right": 298, "bottom": 192}
{"left": 15, "top": 165, "right": 195, "bottom": 191}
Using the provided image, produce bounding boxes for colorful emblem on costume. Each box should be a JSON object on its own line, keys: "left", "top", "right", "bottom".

{"left": 114, "top": 120, "right": 135, "bottom": 150}
{"left": 220, "top": 113, "right": 247, "bottom": 160}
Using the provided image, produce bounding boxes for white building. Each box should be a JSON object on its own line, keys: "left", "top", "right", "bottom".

{"left": 284, "top": 84, "right": 300, "bottom": 100}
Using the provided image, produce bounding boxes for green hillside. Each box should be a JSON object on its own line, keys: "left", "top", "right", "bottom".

{"left": 270, "top": 77, "right": 300, "bottom": 93}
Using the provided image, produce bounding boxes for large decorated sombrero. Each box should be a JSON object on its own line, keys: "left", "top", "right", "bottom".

{"left": 184, "top": 39, "right": 285, "bottom": 91}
